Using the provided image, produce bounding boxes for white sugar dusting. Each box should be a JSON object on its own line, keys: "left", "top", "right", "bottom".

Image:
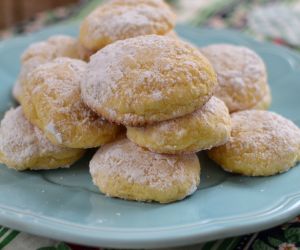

{"left": 0, "top": 107, "right": 73, "bottom": 166}
{"left": 90, "top": 139, "right": 198, "bottom": 190}
{"left": 151, "top": 90, "right": 163, "bottom": 100}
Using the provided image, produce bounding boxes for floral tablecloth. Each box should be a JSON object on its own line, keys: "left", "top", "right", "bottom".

{"left": 1, "top": 0, "right": 300, "bottom": 249}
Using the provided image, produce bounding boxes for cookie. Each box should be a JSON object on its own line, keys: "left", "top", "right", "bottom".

{"left": 79, "top": 0, "right": 176, "bottom": 51}
{"left": 208, "top": 110, "right": 300, "bottom": 176}
{"left": 90, "top": 139, "right": 200, "bottom": 203}
{"left": 201, "top": 44, "right": 271, "bottom": 112}
{"left": 82, "top": 35, "right": 217, "bottom": 126}
{"left": 127, "top": 97, "right": 231, "bottom": 154}
{"left": 22, "top": 57, "right": 122, "bottom": 149}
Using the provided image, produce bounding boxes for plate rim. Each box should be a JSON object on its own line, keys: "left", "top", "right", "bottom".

{"left": 0, "top": 192, "right": 300, "bottom": 248}
{"left": 0, "top": 23, "right": 300, "bottom": 249}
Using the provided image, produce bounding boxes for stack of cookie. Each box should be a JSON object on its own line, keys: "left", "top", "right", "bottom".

{"left": 81, "top": 31, "right": 234, "bottom": 203}
{"left": 1, "top": 0, "right": 300, "bottom": 204}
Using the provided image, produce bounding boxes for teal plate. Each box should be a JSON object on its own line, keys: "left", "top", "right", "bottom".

{"left": 0, "top": 24, "right": 300, "bottom": 249}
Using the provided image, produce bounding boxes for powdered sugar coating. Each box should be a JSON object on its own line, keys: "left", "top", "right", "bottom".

{"left": 127, "top": 96, "right": 231, "bottom": 154}
{"left": 201, "top": 44, "right": 270, "bottom": 112}
{"left": 82, "top": 35, "right": 217, "bottom": 126}
{"left": 79, "top": 0, "right": 176, "bottom": 51}
{"left": 90, "top": 139, "right": 200, "bottom": 202}
{"left": 208, "top": 110, "right": 300, "bottom": 176}
{"left": 0, "top": 107, "right": 84, "bottom": 171}
{"left": 22, "top": 57, "right": 122, "bottom": 149}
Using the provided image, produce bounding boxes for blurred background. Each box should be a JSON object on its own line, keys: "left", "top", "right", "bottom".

{"left": 0, "top": 0, "right": 300, "bottom": 51}
{"left": 0, "top": 0, "right": 78, "bottom": 29}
